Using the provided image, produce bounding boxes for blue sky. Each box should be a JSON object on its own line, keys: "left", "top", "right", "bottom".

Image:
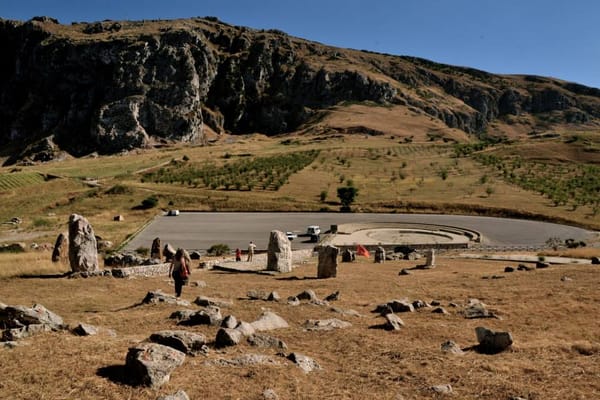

{"left": 3, "top": 0, "right": 599, "bottom": 89}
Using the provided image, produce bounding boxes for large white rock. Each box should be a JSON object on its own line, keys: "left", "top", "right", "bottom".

{"left": 267, "top": 230, "right": 292, "bottom": 273}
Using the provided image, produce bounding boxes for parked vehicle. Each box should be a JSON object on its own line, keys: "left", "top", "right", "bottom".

{"left": 286, "top": 231, "right": 298, "bottom": 241}
{"left": 306, "top": 225, "right": 321, "bottom": 236}
{"left": 167, "top": 209, "right": 180, "bottom": 216}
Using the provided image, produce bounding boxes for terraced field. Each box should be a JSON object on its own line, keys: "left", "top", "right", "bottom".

{"left": 0, "top": 172, "right": 47, "bottom": 191}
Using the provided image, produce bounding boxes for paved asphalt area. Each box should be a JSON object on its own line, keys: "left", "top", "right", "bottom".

{"left": 123, "top": 212, "right": 596, "bottom": 253}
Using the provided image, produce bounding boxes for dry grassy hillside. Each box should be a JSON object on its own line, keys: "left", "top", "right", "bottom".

{"left": 1, "top": 255, "right": 599, "bottom": 399}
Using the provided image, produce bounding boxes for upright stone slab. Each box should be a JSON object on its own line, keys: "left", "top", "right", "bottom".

{"left": 68, "top": 214, "right": 99, "bottom": 273}
{"left": 151, "top": 237, "right": 162, "bottom": 260}
{"left": 317, "top": 245, "right": 339, "bottom": 278}
{"left": 267, "top": 230, "right": 292, "bottom": 273}
{"left": 51, "top": 232, "right": 68, "bottom": 263}
{"left": 425, "top": 249, "right": 436, "bottom": 268}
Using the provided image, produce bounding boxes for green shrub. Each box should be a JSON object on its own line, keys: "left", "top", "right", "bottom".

{"left": 105, "top": 184, "right": 132, "bottom": 195}
{"left": 136, "top": 247, "right": 150, "bottom": 256}
{"left": 140, "top": 195, "right": 159, "bottom": 209}
{"left": 208, "top": 243, "right": 230, "bottom": 256}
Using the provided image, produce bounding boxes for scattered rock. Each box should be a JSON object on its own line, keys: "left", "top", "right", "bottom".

{"left": 287, "top": 353, "right": 321, "bottom": 373}
{"left": 430, "top": 300, "right": 441, "bottom": 306}
{"left": 251, "top": 311, "right": 289, "bottom": 331}
{"left": 464, "top": 301, "right": 497, "bottom": 319}
{"left": 441, "top": 340, "right": 464, "bottom": 355}
{"left": 296, "top": 289, "right": 319, "bottom": 302}
{"left": 448, "top": 302, "right": 458, "bottom": 308}
{"left": 149, "top": 330, "right": 207, "bottom": 356}
{"left": 215, "top": 328, "right": 243, "bottom": 348}
{"left": 189, "top": 280, "right": 207, "bottom": 288}
{"left": 68, "top": 214, "right": 100, "bottom": 273}
{"left": 324, "top": 291, "right": 340, "bottom": 302}
{"left": 1, "top": 303, "right": 65, "bottom": 331}
{"left": 221, "top": 315, "right": 238, "bottom": 329}
{"left": 266, "top": 291, "right": 280, "bottom": 301}
{"left": 3, "top": 324, "right": 51, "bottom": 341}
{"left": 432, "top": 307, "right": 449, "bottom": 315}
{"left": 72, "top": 323, "right": 99, "bottom": 336}
{"left": 317, "top": 245, "right": 339, "bottom": 278}
{"left": 302, "top": 318, "right": 351, "bottom": 331}
{"left": 262, "top": 389, "right": 279, "bottom": 400}
{"left": 412, "top": 300, "right": 428, "bottom": 309}
{"left": 193, "top": 296, "right": 233, "bottom": 308}
{"left": 475, "top": 326, "right": 513, "bottom": 353}
{"left": 430, "top": 384, "right": 453, "bottom": 394}
{"left": 330, "top": 307, "right": 363, "bottom": 317}
{"left": 142, "top": 291, "right": 191, "bottom": 307}
{"left": 517, "top": 264, "right": 534, "bottom": 271}
{"left": 207, "top": 354, "right": 283, "bottom": 367}
{"left": 267, "top": 230, "right": 293, "bottom": 273}
{"left": 591, "top": 256, "right": 599, "bottom": 265}
{"left": 163, "top": 243, "right": 176, "bottom": 262}
{"left": 247, "top": 290, "right": 268, "bottom": 300}
{"left": 247, "top": 333, "right": 288, "bottom": 350}
{"left": 388, "top": 300, "right": 415, "bottom": 313}
{"left": 125, "top": 343, "right": 185, "bottom": 388}
{"left": 169, "top": 310, "right": 196, "bottom": 321}
{"left": 179, "top": 307, "right": 223, "bottom": 326}
{"left": 287, "top": 296, "right": 300, "bottom": 306}
{"left": 399, "top": 268, "right": 411, "bottom": 276}
{"left": 504, "top": 266, "right": 515, "bottom": 272}
{"left": 189, "top": 251, "right": 202, "bottom": 260}
{"left": 235, "top": 321, "right": 256, "bottom": 336}
{"left": 536, "top": 261, "right": 550, "bottom": 269}
{"left": 384, "top": 313, "right": 404, "bottom": 331}
{"left": 561, "top": 276, "right": 573, "bottom": 282}
{"left": 157, "top": 390, "right": 190, "bottom": 400}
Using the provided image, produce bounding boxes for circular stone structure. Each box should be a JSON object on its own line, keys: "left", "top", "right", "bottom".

{"left": 327, "top": 223, "right": 480, "bottom": 249}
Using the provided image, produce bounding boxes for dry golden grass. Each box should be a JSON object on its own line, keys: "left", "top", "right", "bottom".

{"left": 1, "top": 257, "right": 599, "bottom": 399}
{"left": 0, "top": 251, "right": 69, "bottom": 278}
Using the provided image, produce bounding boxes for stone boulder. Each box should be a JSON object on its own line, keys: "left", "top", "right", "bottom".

{"left": 3, "top": 324, "right": 51, "bottom": 341}
{"left": 296, "top": 289, "right": 319, "bottom": 302}
{"left": 234, "top": 321, "right": 256, "bottom": 336}
{"left": 286, "top": 353, "right": 321, "bottom": 373}
{"left": 215, "top": 328, "right": 243, "bottom": 348}
{"left": 142, "top": 291, "right": 191, "bottom": 307}
{"left": 221, "top": 315, "right": 238, "bottom": 329}
{"left": 475, "top": 326, "right": 513, "bottom": 353}
{"left": 125, "top": 343, "right": 185, "bottom": 388}
{"left": 157, "top": 390, "right": 190, "bottom": 400}
{"left": 51, "top": 232, "right": 68, "bottom": 262}
{"left": 179, "top": 307, "right": 222, "bottom": 326}
{"left": 68, "top": 214, "right": 99, "bottom": 273}
{"left": 194, "top": 296, "right": 233, "bottom": 308}
{"left": 251, "top": 311, "right": 289, "bottom": 331}
{"left": 302, "top": 318, "right": 352, "bottom": 331}
{"left": 1, "top": 303, "right": 65, "bottom": 331}
{"left": 266, "top": 230, "right": 293, "bottom": 273}
{"left": 149, "top": 330, "right": 207, "bottom": 356}
{"left": 591, "top": 256, "right": 599, "bottom": 265}
{"left": 247, "top": 333, "right": 287, "bottom": 350}
{"left": 317, "top": 245, "right": 339, "bottom": 278}
{"left": 441, "top": 340, "right": 464, "bottom": 355}
{"left": 384, "top": 313, "right": 404, "bottom": 331}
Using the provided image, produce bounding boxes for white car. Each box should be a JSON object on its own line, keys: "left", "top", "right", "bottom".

{"left": 306, "top": 225, "right": 321, "bottom": 236}
{"left": 286, "top": 231, "right": 298, "bottom": 241}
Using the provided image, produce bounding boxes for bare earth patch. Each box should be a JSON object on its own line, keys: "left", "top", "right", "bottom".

{"left": 1, "top": 256, "right": 599, "bottom": 399}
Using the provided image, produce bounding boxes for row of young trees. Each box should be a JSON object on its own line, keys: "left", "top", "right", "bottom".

{"left": 142, "top": 150, "right": 320, "bottom": 191}
{"left": 474, "top": 153, "right": 600, "bottom": 214}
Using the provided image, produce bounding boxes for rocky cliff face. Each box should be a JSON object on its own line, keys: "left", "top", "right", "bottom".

{"left": 1, "top": 17, "right": 599, "bottom": 163}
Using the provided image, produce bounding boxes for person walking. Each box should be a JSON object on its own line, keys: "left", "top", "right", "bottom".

{"left": 169, "top": 248, "right": 191, "bottom": 298}
{"left": 235, "top": 248, "right": 242, "bottom": 262}
{"left": 247, "top": 241, "right": 256, "bottom": 261}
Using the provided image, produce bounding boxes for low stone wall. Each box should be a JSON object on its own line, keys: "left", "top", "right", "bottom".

{"left": 111, "top": 263, "right": 171, "bottom": 278}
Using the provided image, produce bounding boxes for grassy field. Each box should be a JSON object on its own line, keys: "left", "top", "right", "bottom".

{"left": 1, "top": 130, "right": 599, "bottom": 253}
{"left": 1, "top": 254, "right": 599, "bottom": 399}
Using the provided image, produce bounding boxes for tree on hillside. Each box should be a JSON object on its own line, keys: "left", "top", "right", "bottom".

{"left": 337, "top": 186, "right": 359, "bottom": 212}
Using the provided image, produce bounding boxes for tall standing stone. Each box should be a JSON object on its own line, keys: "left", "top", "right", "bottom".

{"left": 341, "top": 249, "right": 355, "bottom": 262}
{"left": 425, "top": 249, "right": 436, "bottom": 268}
{"left": 51, "top": 232, "right": 68, "bottom": 262}
{"left": 317, "top": 245, "right": 339, "bottom": 278}
{"left": 267, "top": 230, "right": 292, "bottom": 273}
{"left": 151, "top": 237, "right": 162, "bottom": 260}
{"left": 68, "top": 214, "right": 99, "bottom": 273}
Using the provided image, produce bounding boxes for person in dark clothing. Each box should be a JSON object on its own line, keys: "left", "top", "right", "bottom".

{"left": 169, "top": 248, "right": 190, "bottom": 298}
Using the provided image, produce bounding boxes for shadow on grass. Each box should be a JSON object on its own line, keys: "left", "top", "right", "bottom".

{"left": 96, "top": 365, "right": 130, "bottom": 385}
{"left": 17, "top": 272, "right": 71, "bottom": 279}
{"left": 275, "top": 276, "right": 319, "bottom": 281}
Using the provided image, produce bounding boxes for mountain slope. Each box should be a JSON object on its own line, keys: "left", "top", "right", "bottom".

{"left": 1, "top": 16, "right": 599, "bottom": 164}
